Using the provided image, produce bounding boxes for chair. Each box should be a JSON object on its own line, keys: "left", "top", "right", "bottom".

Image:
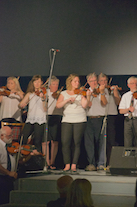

{"left": 1, "top": 121, "right": 25, "bottom": 141}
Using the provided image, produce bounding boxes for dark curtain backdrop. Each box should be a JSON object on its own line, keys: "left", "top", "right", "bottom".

{"left": 0, "top": 0, "right": 137, "bottom": 76}
{"left": 0, "top": 75, "right": 132, "bottom": 92}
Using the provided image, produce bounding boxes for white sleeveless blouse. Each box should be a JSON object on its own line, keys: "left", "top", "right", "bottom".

{"left": 26, "top": 93, "right": 46, "bottom": 125}
{"left": 61, "top": 90, "right": 87, "bottom": 123}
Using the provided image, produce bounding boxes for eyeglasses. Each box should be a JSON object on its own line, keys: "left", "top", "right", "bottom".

{"left": 129, "top": 82, "right": 137, "bottom": 85}
{"left": 3, "top": 134, "right": 13, "bottom": 138}
{"left": 88, "top": 80, "right": 97, "bottom": 83}
{"left": 99, "top": 80, "right": 107, "bottom": 82}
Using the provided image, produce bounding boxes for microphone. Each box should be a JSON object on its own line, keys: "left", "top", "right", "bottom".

{"left": 51, "top": 48, "right": 60, "bottom": 52}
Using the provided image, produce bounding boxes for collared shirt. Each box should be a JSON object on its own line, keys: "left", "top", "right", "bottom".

{"left": 119, "top": 91, "right": 137, "bottom": 117}
{"left": 0, "top": 139, "right": 16, "bottom": 174}
{"left": 87, "top": 88, "right": 109, "bottom": 116}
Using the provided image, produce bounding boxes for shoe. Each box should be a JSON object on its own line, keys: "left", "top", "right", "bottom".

{"left": 71, "top": 169, "right": 79, "bottom": 175}
{"left": 105, "top": 165, "right": 110, "bottom": 173}
{"left": 62, "top": 166, "right": 70, "bottom": 173}
{"left": 85, "top": 164, "right": 96, "bottom": 171}
{"left": 97, "top": 165, "right": 104, "bottom": 170}
{"left": 47, "top": 165, "right": 51, "bottom": 170}
{"left": 62, "top": 169, "right": 70, "bottom": 174}
{"left": 50, "top": 165, "right": 56, "bottom": 170}
{"left": 71, "top": 168, "right": 77, "bottom": 172}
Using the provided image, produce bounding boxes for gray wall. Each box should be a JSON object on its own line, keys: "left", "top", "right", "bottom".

{"left": 0, "top": 0, "right": 137, "bottom": 76}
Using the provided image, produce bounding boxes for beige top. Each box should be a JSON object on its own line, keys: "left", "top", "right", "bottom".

{"left": 87, "top": 88, "right": 109, "bottom": 116}
{"left": 0, "top": 94, "right": 22, "bottom": 122}
{"left": 47, "top": 89, "right": 63, "bottom": 115}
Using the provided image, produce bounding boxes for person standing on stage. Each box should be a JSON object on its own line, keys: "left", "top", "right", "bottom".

{"left": 56, "top": 74, "right": 91, "bottom": 172}
{"left": 0, "top": 126, "right": 17, "bottom": 205}
{"left": 0, "top": 76, "right": 24, "bottom": 122}
{"left": 98, "top": 73, "right": 121, "bottom": 169}
{"left": 18, "top": 75, "right": 46, "bottom": 153}
{"left": 84, "top": 72, "right": 109, "bottom": 171}
{"left": 119, "top": 76, "right": 137, "bottom": 147}
{"left": 42, "top": 75, "right": 63, "bottom": 170}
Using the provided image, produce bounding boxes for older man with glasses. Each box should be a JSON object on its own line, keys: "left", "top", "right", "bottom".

{"left": 119, "top": 76, "right": 137, "bottom": 147}
{"left": 0, "top": 126, "right": 17, "bottom": 205}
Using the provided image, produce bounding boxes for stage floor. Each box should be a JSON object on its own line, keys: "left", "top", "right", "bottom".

{"left": 25, "top": 168, "right": 137, "bottom": 196}
{"left": 11, "top": 169, "right": 137, "bottom": 207}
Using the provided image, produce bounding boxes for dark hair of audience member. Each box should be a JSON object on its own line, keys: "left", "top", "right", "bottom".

{"left": 57, "top": 175, "right": 73, "bottom": 198}
{"left": 65, "top": 178, "right": 94, "bottom": 207}
{"left": 134, "top": 180, "right": 137, "bottom": 207}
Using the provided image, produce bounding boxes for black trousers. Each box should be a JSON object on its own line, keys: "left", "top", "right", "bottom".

{"left": 61, "top": 122, "right": 86, "bottom": 165}
{"left": 106, "top": 115, "right": 117, "bottom": 165}
{"left": 47, "top": 115, "right": 62, "bottom": 142}
{"left": 22, "top": 122, "right": 45, "bottom": 152}
{"left": 0, "top": 175, "right": 14, "bottom": 205}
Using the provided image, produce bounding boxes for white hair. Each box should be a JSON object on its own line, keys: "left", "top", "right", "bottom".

{"left": 127, "top": 76, "right": 137, "bottom": 84}
{"left": 86, "top": 72, "right": 97, "bottom": 81}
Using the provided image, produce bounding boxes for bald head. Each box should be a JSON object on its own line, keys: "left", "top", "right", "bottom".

{"left": 2, "top": 126, "right": 12, "bottom": 135}
{"left": 0, "top": 126, "right": 13, "bottom": 144}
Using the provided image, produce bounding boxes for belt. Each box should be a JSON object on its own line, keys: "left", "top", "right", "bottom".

{"left": 89, "top": 116, "right": 104, "bottom": 119}
{"left": 125, "top": 116, "right": 137, "bottom": 121}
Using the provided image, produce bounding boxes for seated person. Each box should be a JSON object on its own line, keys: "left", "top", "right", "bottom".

{"left": 0, "top": 126, "right": 17, "bottom": 205}
{"left": 65, "top": 178, "right": 94, "bottom": 207}
{"left": 47, "top": 175, "right": 73, "bottom": 207}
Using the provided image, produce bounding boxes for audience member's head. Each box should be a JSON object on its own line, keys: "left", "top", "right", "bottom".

{"left": 134, "top": 180, "right": 137, "bottom": 207}
{"left": 57, "top": 175, "right": 73, "bottom": 198}
{"left": 65, "top": 178, "right": 94, "bottom": 207}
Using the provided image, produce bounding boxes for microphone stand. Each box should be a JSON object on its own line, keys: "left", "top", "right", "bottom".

{"left": 100, "top": 90, "right": 110, "bottom": 169}
{"left": 101, "top": 114, "right": 107, "bottom": 169}
{"left": 101, "top": 79, "right": 113, "bottom": 168}
{"left": 43, "top": 49, "right": 58, "bottom": 172}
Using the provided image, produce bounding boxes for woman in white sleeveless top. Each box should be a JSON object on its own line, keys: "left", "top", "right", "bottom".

{"left": 56, "top": 74, "right": 91, "bottom": 172}
{"left": 19, "top": 75, "right": 46, "bottom": 153}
